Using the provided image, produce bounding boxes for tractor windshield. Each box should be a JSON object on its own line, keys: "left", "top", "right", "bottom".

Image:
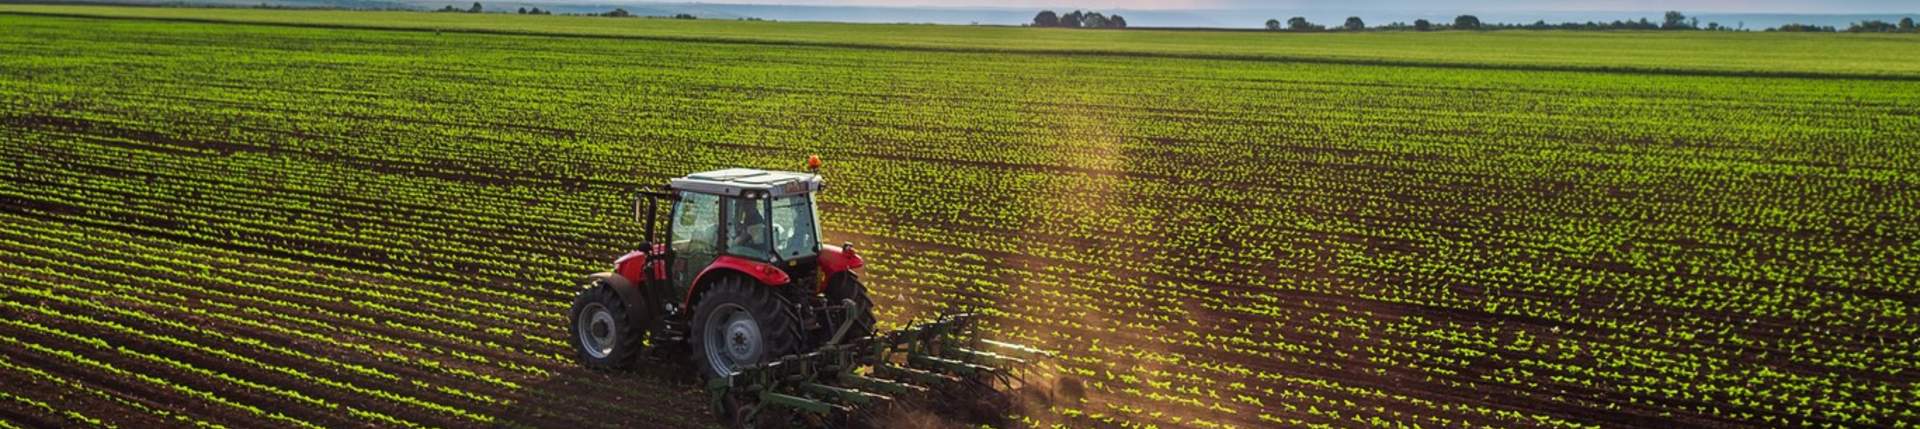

{"left": 770, "top": 195, "right": 818, "bottom": 260}
{"left": 721, "top": 195, "right": 818, "bottom": 262}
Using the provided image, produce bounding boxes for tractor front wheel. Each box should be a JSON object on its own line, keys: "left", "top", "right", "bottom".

{"left": 690, "top": 275, "right": 804, "bottom": 381}
{"left": 568, "top": 276, "right": 642, "bottom": 370}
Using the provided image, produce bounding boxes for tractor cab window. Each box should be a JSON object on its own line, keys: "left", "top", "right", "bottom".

{"left": 724, "top": 197, "right": 774, "bottom": 261}
{"left": 670, "top": 192, "right": 722, "bottom": 294}
{"left": 770, "top": 195, "right": 818, "bottom": 260}
{"left": 671, "top": 192, "right": 720, "bottom": 254}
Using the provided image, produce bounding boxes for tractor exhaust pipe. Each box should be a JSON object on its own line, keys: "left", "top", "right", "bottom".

{"left": 634, "top": 188, "right": 678, "bottom": 247}
{"left": 635, "top": 194, "right": 654, "bottom": 245}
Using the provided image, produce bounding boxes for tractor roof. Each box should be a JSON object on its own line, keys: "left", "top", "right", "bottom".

{"left": 669, "top": 168, "right": 823, "bottom": 198}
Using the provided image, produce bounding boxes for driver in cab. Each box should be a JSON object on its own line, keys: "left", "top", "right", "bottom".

{"left": 727, "top": 198, "right": 772, "bottom": 260}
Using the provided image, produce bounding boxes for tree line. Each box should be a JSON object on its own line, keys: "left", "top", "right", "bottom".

{"left": 1031, "top": 10, "right": 1127, "bottom": 29}
{"left": 434, "top": 3, "right": 701, "bottom": 19}
{"left": 1261, "top": 11, "right": 1918, "bottom": 33}
{"left": 1770, "top": 18, "right": 1915, "bottom": 32}
{"left": 596, "top": 9, "right": 697, "bottom": 19}
{"left": 434, "top": 2, "right": 481, "bottom": 13}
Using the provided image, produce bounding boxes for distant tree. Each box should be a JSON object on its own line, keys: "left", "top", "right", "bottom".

{"left": 1265, "top": 18, "right": 1282, "bottom": 30}
{"left": 1035, "top": 9, "right": 1122, "bottom": 29}
{"left": 1770, "top": 23, "right": 1836, "bottom": 32}
{"left": 1082, "top": 12, "right": 1108, "bottom": 28}
{"left": 674, "top": 13, "right": 696, "bottom": 19}
{"left": 1902, "top": 17, "right": 1915, "bottom": 31}
{"left": 605, "top": 8, "right": 629, "bottom": 17}
{"left": 1662, "top": 11, "right": 1690, "bottom": 29}
{"left": 1286, "top": 16, "right": 1317, "bottom": 31}
{"left": 437, "top": 4, "right": 456, "bottom": 12}
{"left": 1033, "top": 10, "right": 1059, "bottom": 27}
{"left": 1706, "top": 22, "right": 1721, "bottom": 31}
{"left": 1454, "top": 15, "right": 1480, "bottom": 29}
{"left": 1847, "top": 20, "right": 1898, "bottom": 32}
{"left": 467, "top": 1, "right": 481, "bottom": 13}
{"left": 1343, "top": 16, "right": 1364, "bottom": 31}
{"left": 516, "top": 7, "right": 525, "bottom": 14}
{"left": 1413, "top": 19, "right": 1431, "bottom": 31}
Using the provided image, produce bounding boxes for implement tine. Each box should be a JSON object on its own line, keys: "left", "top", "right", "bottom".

{"left": 952, "top": 347, "right": 1027, "bottom": 366}
{"left": 840, "top": 374, "right": 929, "bottom": 396}
{"left": 909, "top": 354, "right": 997, "bottom": 376}
{"left": 875, "top": 364, "right": 961, "bottom": 385}
{"left": 762, "top": 391, "right": 847, "bottom": 416}
{"left": 978, "top": 339, "right": 1052, "bottom": 357}
{"left": 800, "top": 382, "right": 893, "bottom": 406}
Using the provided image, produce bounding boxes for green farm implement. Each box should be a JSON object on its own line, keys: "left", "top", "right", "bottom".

{"left": 707, "top": 312, "right": 1048, "bottom": 427}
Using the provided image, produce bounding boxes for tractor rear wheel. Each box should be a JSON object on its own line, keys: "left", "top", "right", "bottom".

{"left": 690, "top": 275, "right": 804, "bottom": 381}
{"left": 568, "top": 276, "right": 642, "bottom": 370}
{"left": 823, "top": 273, "right": 876, "bottom": 342}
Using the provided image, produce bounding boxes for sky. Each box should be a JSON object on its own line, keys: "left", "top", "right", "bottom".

{"left": 721, "top": 0, "right": 1917, "bottom": 13}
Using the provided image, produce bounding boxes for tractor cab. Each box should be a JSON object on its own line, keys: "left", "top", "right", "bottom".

{"left": 602, "top": 161, "right": 866, "bottom": 369}
{"left": 663, "top": 168, "right": 825, "bottom": 294}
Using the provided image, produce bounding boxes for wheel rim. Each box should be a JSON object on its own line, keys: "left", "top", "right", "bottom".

{"left": 578, "top": 302, "right": 616, "bottom": 359}
{"left": 703, "top": 302, "right": 760, "bottom": 377}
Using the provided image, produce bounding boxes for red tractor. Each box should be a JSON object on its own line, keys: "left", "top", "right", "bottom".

{"left": 567, "top": 159, "right": 1037, "bottom": 427}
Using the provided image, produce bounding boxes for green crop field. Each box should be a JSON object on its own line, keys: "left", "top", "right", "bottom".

{"left": 8, "top": 4, "right": 1920, "bottom": 77}
{"left": 0, "top": 5, "right": 1916, "bottom": 429}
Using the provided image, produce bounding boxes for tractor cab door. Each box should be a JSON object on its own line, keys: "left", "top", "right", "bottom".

{"left": 669, "top": 192, "right": 721, "bottom": 296}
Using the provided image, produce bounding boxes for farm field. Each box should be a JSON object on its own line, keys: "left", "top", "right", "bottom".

{"left": 1, "top": 7, "right": 1918, "bottom": 429}
{"left": 6, "top": 4, "right": 1920, "bottom": 78}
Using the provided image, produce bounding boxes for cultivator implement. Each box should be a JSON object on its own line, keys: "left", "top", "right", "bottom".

{"left": 706, "top": 312, "right": 1048, "bottom": 428}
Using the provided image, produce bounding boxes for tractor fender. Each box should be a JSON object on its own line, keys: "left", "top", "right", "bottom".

{"left": 613, "top": 250, "right": 651, "bottom": 284}
{"left": 819, "top": 244, "right": 863, "bottom": 276}
{"left": 582, "top": 272, "right": 654, "bottom": 333}
{"left": 683, "top": 256, "right": 791, "bottom": 308}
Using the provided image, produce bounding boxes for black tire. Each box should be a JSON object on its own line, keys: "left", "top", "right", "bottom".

{"left": 568, "top": 276, "right": 642, "bottom": 370}
{"left": 823, "top": 273, "right": 876, "bottom": 342}
{"left": 689, "top": 275, "right": 804, "bottom": 381}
